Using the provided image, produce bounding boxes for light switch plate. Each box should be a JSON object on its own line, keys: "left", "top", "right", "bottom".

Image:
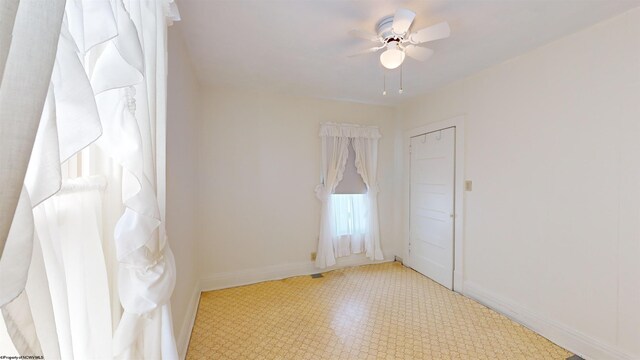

{"left": 465, "top": 180, "right": 473, "bottom": 191}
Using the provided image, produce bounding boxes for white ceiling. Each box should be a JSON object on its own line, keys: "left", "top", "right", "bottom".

{"left": 176, "top": 0, "right": 640, "bottom": 106}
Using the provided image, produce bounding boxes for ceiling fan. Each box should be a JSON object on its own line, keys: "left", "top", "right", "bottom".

{"left": 349, "top": 8, "right": 450, "bottom": 70}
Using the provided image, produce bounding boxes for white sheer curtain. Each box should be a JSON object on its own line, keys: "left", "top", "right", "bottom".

{"left": 0, "top": 0, "right": 180, "bottom": 359}
{"left": 332, "top": 194, "right": 367, "bottom": 257}
{"left": 34, "top": 177, "right": 112, "bottom": 359}
{"left": 315, "top": 123, "right": 383, "bottom": 268}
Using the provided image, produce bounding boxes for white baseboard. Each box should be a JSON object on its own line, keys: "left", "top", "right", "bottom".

{"left": 463, "top": 281, "right": 636, "bottom": 360}
{"left": 177, "top": 284, "right": 201, "bottom": 360}
{"left": 200, "top": 255, "right": 393, "bottom": 292}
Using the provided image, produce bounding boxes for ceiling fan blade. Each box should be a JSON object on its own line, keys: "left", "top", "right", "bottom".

{"left": 348, "top": 29, "right": 379, "bottom": 42}
{"left": 409, "top": 21, "right": 451, "bottom": 44}
{"left": 392, "top": 8, "right": 416, "bottom": 35}
{"left": 405, "top": 45, "right": 434, "bottom": 61}
{"left": 348, "top": 46, "right": 383, "bottom": 57}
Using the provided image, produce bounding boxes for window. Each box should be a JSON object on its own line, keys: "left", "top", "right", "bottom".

{"left": 315, "top": 123, "right": 382, "bottom": 268}
{"left": 334, "top": 141, "right": 367, "bottom": 194}
{"left": 332, "top": 141, "right": 368, "bottom": 257}
{"left": 331, "top": 193, "right": 367, "bottom": 257}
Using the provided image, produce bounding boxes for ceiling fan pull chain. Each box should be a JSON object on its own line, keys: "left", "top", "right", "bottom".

{"left": 382, "top": 71, "right": 387, "bottom": 96}
{"left": 399, "top": 63, "right": 404, "bottom": 94}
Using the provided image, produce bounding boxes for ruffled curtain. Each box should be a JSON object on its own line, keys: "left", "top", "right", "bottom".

{"left": 314, "top": 123, "right": 383, "bottom": 268}
{"left": 0, "top": 0, "right": 180, "bottom": 358}
{"left": 353, "top": 137, "right": 383, "bottom": 261}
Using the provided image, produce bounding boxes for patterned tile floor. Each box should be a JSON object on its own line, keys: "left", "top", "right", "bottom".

{"left": 187, "top": 262, "right": 571, "bottom": 359}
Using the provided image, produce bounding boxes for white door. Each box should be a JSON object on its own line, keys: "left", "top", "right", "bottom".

{"left": 409, "top": 127, "right": 455, "bottom": 289}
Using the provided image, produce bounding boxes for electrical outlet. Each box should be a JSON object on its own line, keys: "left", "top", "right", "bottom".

{"left": 310, "top": 252, "right": 317, "bottom": 261}
{"left": 465, "top": 180, "right": 473, "bottom": 191}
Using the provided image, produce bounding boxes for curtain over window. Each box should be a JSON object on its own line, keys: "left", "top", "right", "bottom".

{"left": 0, "top": 0, "right": 180, "bottom": 358}
{"left": 331, "top": 193, "right": 367, "bottom": 257}
{"left": 314, "top": 123, "right": 383, "bottom": 268}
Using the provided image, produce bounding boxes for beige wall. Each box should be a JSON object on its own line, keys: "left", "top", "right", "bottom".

{"left": 166, "top": 25, "right": 201, "bottom": 357}
{"left": 397, "top": 8, "right": 640, "bottom": 358}
{"left": 197, "top": 89, "right": 399, "bottom": 277}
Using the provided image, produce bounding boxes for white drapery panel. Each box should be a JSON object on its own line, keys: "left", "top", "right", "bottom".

{"left": 90, "top": 1, "right": 178, "bottom": 358}
{"left": 34, "top": 177, "right": 112, "bottom": 359}
{"left": 0, "top": 0, "right": 68, "bottom": 356}
{"left": 353, "top": 137, "right": 384, "bottom": 261}
{"left": 0, "top": 0, "right": 66, "bottom": 308}
{"left": 314, "top": 135, "right": 350, "bottom": 268}
{"left": 0, "top": 0, "right": 65, "bottom": 259}
{"left": 315, "top": 123, "right": 383, "bottom": 268}
{"left": 0, "top": 0, "right": 180, "bottom": 358}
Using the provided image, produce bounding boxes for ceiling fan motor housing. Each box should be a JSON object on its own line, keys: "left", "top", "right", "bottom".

{"left": 376, "top": 15, "right": 404, "bottom": 42}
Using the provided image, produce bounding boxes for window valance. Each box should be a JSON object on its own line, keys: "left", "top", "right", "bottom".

{"left": 319, "top": 123, "right": 381, "bottom": 139}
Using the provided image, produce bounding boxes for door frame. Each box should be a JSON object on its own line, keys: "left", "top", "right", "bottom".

{"left": 404, "top": 115, "right": 465, "bottom": 292}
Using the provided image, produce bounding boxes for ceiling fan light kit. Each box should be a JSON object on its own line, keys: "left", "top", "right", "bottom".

{"left": 349, "top": 8, "right": 451, "bottom": 94}
{"left": 379, "top": 41, "right": 405, "bottom": 69}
